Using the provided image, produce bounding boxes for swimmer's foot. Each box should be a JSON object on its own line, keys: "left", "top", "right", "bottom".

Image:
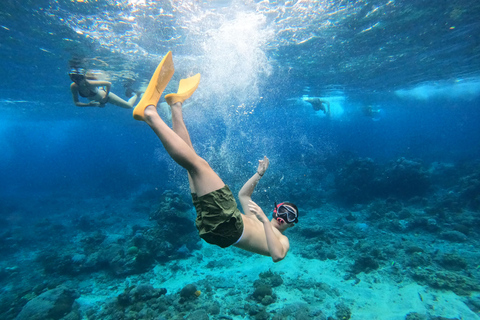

{"left": 133, "top": 51, "right": 175, "bottom": 121}
{"left": 142, "top": 105, "right": 158, "bottom": 121}
{"left": 164, "top": 73, "right": 201, "bottom": 106}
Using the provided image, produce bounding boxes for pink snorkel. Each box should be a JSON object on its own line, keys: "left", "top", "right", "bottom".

{"left": 273, "top": 202, "right": 298, "bottom": 224}
{"left": 273, "top": 202, "right": 286, "bottom": 224}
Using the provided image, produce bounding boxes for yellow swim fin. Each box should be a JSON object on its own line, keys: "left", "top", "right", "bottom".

{"left": 164, "top": 73, "right": 201, "bottom": 106}
{"left": 133, "top": 51, "right": 175, "bottom": 120}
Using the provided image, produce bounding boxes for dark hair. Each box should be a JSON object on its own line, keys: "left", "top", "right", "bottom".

{"left": 69, "top": 73, "right": 85, "bottom": 83}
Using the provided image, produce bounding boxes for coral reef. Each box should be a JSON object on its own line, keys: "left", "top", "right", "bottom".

{"left": 376, "top": 157, "right": 430, "bottom": 199}
{"left": 405, "top": 313, "right": 427, "bottom": 320}
{"left": 179, "top": 284, "right": 199, "bottom": 303}
{"left": 15, "top": 286, "right": 79, "bottom": 320}
{"left": 1, "top": 158, "right": 480, "bottom": 319}
{"left": 457, "top": 170, "right": 480, "bottom": 210}
{"left": 334, "top": 157, "right": 377, "bottom": 204}
{"left": 335, "top": 302, "right": 352, "bottom": 320}
{"left": 251, "top": 271, "right": 282, "bottom": 306}
{"left": 411, "top": 267, "right": 480, "bottom": 295}
{"left": 350, "top": 256, "right": 380, "bottom": 274}
{"left": 117, "top": 283, "right": 167, "bottom": 307}
{"left": 334, "top": 157, "right": 430, "bottom": 205}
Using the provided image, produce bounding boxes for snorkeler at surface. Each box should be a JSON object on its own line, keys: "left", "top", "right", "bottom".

{"left": 305, "top": 97, "right": 331, "bottom": 115}
{"left": 69, "top": 67, "right": 140, "bottom": 109}
{"left": 133, "top": 51, "right": 299, "bottom": 262}
{"left": 362, "top": 104, "right": 382, "bottom": 119}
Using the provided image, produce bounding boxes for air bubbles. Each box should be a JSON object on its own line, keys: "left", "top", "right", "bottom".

{"left": 197, "top": 11, "right": 274, "bottom": 106}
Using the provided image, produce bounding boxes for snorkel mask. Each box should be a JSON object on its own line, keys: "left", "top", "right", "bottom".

{"left": 273, "top": 202, "right": 298, "bottom": 224}
{"left": 69, "top": 67, "right": 86, "bottom": 82}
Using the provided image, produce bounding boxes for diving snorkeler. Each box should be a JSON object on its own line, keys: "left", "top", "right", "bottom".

{"left": 133, "top": 51, "right": 299, "bottom": 262}
{"left": 69, "top": 67, "right": 140, "bottom": 109}
{"left": 305, "top": 97, "right": 331, "bottom": 115}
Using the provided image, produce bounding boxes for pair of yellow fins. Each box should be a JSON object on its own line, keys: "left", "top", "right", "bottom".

{"left": 133, "top": 51, "right": 200, "bottom": 120}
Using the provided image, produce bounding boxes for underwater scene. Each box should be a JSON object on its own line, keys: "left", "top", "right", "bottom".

{"left": 1, "top": 0, "right": 480, "bottom": 319}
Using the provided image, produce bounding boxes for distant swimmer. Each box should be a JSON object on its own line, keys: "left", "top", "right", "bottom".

{"left": 69, "top": 67, "right": 141, "bottom": 109}
{"left": 132, "top": 51, "right": 299, "bottom": 262}
{"left": 305, "top": 97, "right": 330, "bottom": 115}
{"left": 362, "top": 105, "right": 382, "bottom": 121}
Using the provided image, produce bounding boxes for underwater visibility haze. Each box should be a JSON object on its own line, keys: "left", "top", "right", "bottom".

{"left": 1, "top": 0, "right": 480, "bottom": 319}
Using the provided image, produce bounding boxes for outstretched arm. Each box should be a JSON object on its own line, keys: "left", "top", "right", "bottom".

{"left": 248, "top": 200, "right": 289, "bottom": 262}
{"left": 238, "top": 156, "right": 269, "bottom": 216}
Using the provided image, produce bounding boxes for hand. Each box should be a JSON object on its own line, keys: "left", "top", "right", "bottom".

{"left": 88, "top": 101, "right": 100, "bottom": 106}
{"left": 248, "top": 200, "right": 269, "bottom": 224}
{"left": 257, "top": 156, "right": 269, "bottom": 177}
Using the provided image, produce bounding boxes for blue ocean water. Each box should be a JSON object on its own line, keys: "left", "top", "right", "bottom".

{"left": 1, "top": 1, "right": 480, "bottom": 319}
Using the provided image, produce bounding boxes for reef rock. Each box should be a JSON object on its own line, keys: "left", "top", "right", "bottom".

{"left": 376, "top": 157, "right": 430, "bottom": 199}
{"left": 334, "top": 157, "right": 377, "bottom": 204}
{"left": 16, "top": 286, "right": 79, "bottom": 320}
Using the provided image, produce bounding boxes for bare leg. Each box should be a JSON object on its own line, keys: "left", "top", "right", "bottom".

{"left": 108, "top": 92, "right": 139, "bottom": 109}
{"left": 143, "top": 105, "right": 224, "bottom": 197}
{"left": 170, "top": 102, "right": 197, "bottom": 193}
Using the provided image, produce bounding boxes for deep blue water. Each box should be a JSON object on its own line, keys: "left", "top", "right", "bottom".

{"left": 1, "top": 0, "right": 480, "bottom": 318}
{"left": 1, "top": 1, "right": 479, "bottom": 204}
{"left": 0, "top": 0, "right": 479, "bottom": 231}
